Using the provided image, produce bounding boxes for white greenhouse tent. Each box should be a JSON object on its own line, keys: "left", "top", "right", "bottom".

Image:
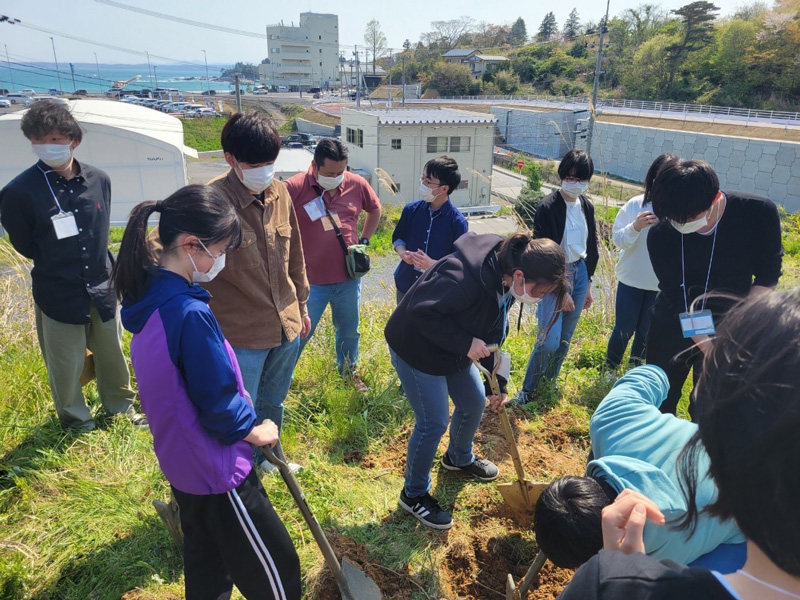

{"left": 0, "top": 99, "right": 197, "bottom": 224}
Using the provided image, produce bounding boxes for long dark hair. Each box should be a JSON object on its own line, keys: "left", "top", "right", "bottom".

{"left": 675, "top": 289, "right": 800, "bottom": 576}
{"left": 112, "top": 184, "right": 242, "bottom": 303}
{"left": 642, "top": 153, "right": 678, "bottom": 207}
{"left": 498, "top": 231, "right": 569, "bottom": 309}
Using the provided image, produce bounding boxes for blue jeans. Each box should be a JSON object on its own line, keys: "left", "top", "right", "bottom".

{"left": 606, "top": 281, "right": 657, "bottom": 368}
{"left": 521, "top": 259, "right": 589, "bottom": 393}
{"left": 234, "top": 334, "right": 300, "bottom": 463}
{"left": 300, "top": 279, "right": 361, "bottom": 375}
{"left": 391, "top": 351, "right": 486, "bottom": 498}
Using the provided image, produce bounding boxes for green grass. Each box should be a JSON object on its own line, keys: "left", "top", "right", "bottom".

{"left": 2, "top": 218, "right": 800, "bottom": 599}
{"left": 182, "top": 118, "right": 227, "bottom": 152}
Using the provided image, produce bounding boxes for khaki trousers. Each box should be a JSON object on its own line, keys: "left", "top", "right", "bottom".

{"left": 35, "top": 304, "right": 135, "bottom": 429}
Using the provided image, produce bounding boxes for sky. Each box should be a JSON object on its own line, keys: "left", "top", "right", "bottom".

{"left": 0, "top": 0, "right": 750, "bottom": 65}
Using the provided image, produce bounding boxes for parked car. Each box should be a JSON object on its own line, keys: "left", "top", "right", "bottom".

{"left": 200, "top": 90, "right": 216, "bottom": 96}
{"left": 287, "top": 141, "right": 304, "bottom": 149}
{"left": 72, "top": 89, "right": 88, "bottom": 96}
{"left": 7, "top": 93, "right": 33, "bottom": 105}
{"left": 48, "top": 88, "right": 62, "bottom": 96}
{"left": 0, "top": 89, "right": 10, "bottom": 96}
{"left": 297, "top": 133, "right": 316, "bottom": 146}
{"left": 308, "top": 88, "right": 321, "bottom": 94}
{"left": 253, "top": 88, "right": 269, "bottom": 95}
{"left": 21, "top": 89, "right": 36, "bottom": 96}
{"left": 0, "top": 97, "right": 11, "bottom": 108}
{"left": 313, "top": 92, "right": 321, "bottom": 99}
{"left": 185, "top": 107, "right": 218, "bottom": 118}
{"left": 277, "top": 85, "right": 289, "bottom": 92}
{"left": 281, "top": 134, "right": 302, "bottom": 147}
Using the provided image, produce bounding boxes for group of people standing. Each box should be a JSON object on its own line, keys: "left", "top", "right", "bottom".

{"left": 0, "top": 100, "right": 793, "bottom": 600}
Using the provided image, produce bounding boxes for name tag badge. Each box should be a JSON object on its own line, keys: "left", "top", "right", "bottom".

{"left": 321, "top": 212, "right": 342, "bottom": 231}
{"left": 679, "top": 310, "right": 716, "bottom": 338}
{"left": 303, "top": 197, "right": 325, "bottom": 222}
{"left": 52, "top": 211, "right": 79, "bottom": 239}
{"left": 565, "top": 229, "right": 582, "bottom": 244}
{"left": 498, "top": 350, "right": 512, "bottom": 381}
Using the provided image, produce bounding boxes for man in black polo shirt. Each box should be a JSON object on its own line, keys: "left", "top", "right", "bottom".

{"left": 0, "top": 101, "right": 144, "bottom": 431}
{"left": 646, "top": 159, "right": 782, "bottom": 418}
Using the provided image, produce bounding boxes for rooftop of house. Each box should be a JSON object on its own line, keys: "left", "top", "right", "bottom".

{"left": 442, "top": 48, "right": 479, "bottom": 58}
{"left": 471, "top": 54, "right": 509, "bottom": 62}
{"left": 346, "top": 107, "right": 498, "bottom": 125}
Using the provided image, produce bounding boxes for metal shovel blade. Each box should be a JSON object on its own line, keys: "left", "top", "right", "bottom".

{"left": 506, "top": 573, "right": 519, "bottom": 600}
{"left": 341, "top": 557, "right": 382, "bottom": 600}
{"left": 497, "top": 480, "right": 549, "bottom": 515}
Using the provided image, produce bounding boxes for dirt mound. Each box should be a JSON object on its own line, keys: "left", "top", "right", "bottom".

{"left": 305, "top": 530, "right": 419, "bottom": 600}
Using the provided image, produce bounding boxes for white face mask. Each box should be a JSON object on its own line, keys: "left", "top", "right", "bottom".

{"left": 32, "top": 143, "right": 73, "bottom": 168}
{"left": 236, "top": 161, "right": 275, "bottom": 193}
{"left": 188, "top": 240, "right": 226, "bottom": 283}
{"left": 561, "top": 180, "right": 589, "bottom": 198}
{"left": 670, "top": 207, "right": 711, "bottom": 235}
{"left": 510, "top": 277, "right": 541, "bottom": 305}
{"left": 317, "top": 172, "right": 344, "bottom": 191}
{"left": 419, "top": 182, "right": 439, "bottom": 203}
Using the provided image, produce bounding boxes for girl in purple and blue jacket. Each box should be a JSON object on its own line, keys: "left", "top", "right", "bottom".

{"left": 113, "top": 184, "right": 301, "bottom": 600}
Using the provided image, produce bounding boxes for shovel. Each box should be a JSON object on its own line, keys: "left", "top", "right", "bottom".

{"left": 261, "top": 443, "right": 382, "bottom": 600}
{"left": 506, "top": 551, "right": 547, "bottom": 600}
{"left": 474, "top": 347, "right": 547, "bottom": 515}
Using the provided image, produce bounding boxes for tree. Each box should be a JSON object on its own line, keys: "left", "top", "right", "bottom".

{"left": 403, "top": 39, "right": 411, "bottom": 51}
{"left": 537, "top": 12, "right": 559, "bottom": 42}
{"left": 563, "top": 9, "right": 581, "bottom": 39}
{"left": 425, "top": 17, "right": 476, "bottom": 50}
{"left": 423, "top": 61, "right": 473, "bottom": 95}
{"left": 474, "top": 23, "right": 511, "bottom": 47}
{"left": 364, "top": 19, "right": 388, "bottom": 75}
{"left": 621, "top": 33, "right": 676, "bottom": 98}
{"left": 665, "top": 1, "right": 720, "bottom": 89}
{"left": 494, "top": 70, "right": 521, "bottom": 93}
{"left": 510, "top": 17, "right": 528, "bottom": 45}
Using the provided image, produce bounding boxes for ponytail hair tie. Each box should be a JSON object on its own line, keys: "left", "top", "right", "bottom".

{"left": 153, "top": 201, "right": 163, "bottom": 213}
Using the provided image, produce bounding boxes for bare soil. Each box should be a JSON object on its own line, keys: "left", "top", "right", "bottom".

{"left": 322, "top": 409, "right": 589, "bottom": 599}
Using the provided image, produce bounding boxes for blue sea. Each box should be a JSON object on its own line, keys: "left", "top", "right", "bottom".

{"left": 0, "top": 62, "right": 246, "bottom": 95}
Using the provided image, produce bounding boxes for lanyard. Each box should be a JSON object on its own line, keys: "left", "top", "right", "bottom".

{"left": 37, "top": 165, "right": 68, "bottom": 213}
{"left": 680, "top": 224, "right": 718, "bottom": 314}
{"left": 424, "top": 208, "right": 441, "bottom": 254}
{"left": 498, "top": 291, "right": 513, "bottom": 346}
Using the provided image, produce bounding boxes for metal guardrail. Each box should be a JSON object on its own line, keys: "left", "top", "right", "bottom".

{"left": 414, "top": 94, "right": 800, "bottom": 125}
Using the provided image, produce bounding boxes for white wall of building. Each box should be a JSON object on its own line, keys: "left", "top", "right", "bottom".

{"left": 259, "top": 13, "right": 340, "bottom": 91}
{"left": 341, "top": 109, "right": 495, "bottom": 208}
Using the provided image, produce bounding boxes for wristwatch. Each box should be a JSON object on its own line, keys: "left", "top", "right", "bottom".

{"left": 359, "top": 237, "right": 370, "bottom": 246}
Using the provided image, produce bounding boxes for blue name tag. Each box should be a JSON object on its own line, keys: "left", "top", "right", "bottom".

{"left": 679, "top": 310, "right": 716, "bottom": 338}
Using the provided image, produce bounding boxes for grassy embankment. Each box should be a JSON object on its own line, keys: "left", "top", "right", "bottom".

{"left": 1, "top": 208, "right": 799, "bottom": 599}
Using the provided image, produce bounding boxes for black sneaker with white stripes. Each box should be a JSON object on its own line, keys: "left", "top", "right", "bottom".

{"left": 398, "top": 489, "right": 453, "bottom": 530}
{"left": 441, "top": 453, "right": 499, "bottom": 481}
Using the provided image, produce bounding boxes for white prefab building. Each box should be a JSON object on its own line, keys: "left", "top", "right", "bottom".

{"left": 341, "top": 108, "right": 497, "bottom": 208}
{"left": 0, "top": 99, "right": 196, "bottom": 224}
{"left": 259, "top": 13, "right": 340, "bottom": 91}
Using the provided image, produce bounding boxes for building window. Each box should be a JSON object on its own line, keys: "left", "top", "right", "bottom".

{"left": 391, "top": 139, "right": 401, "bottom": 150}
{"left": 272, "top": 48, "right": 280, "bottom": 54}
{"left": 457, "top": 180, "right": 469, "bottom": 190}
{"left": 347, "top": 127, "right": 363, "bottom": 148}
{"left": 449, "top": 136, "right": 470, "bottom": 152}
{"left": 426, "top": 136, "right": 447, "bottom": 153}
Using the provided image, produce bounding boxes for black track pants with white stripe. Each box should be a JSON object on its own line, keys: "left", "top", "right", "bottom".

{"left": 172, "top": 469, "right": 302, "bottom": 600}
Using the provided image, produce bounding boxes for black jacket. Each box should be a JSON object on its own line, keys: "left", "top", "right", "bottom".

{"left": 559, "top": 551, "right": 735, "bottom": 600}
{"left": 385, "top": 233, "right": 509, "bottom": 377}
{"left": 533, "top": 190, "right": 599, "bottom": 279}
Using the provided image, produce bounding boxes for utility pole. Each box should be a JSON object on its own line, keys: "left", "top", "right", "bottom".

{"left": 145, "top": 50, "right": 153, "bottom": 91}
{"left": 387, "top": 49, "right": 393, "bottom": 107}
{"left": 154, "top": 65, "right": 158, "bottom": 91}
{"left": 93, "top": 52, "right": 100, "bottom": 80}
{"left": 69, "top": 63, "right": 76, "bottom": 92}
{"left": 234, "top": 74, "right": 242, "bottom": 112}
{"left": 354, "top": 47, "right": 361, "bottom": 108}
{"left": 202, "top": 49, "right": 211, "bottom": 94}
{"left": 402, "top": 55, "right": 406, "bottom": 107}
{"left": 50, "top": 37, "right": 63, "bottom": 94}
{"left": 585, "top": 0, "right": 611, "bottom": 157}
{"left": 5, "top": 45, "right": 14, "bottom": 93}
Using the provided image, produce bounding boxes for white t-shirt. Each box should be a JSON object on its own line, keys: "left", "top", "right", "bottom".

{"left": 561, "top": 197, "right": 588, "bottom": 264}
{"left": 612, "top": 194, "right": 660, "bottom": 292}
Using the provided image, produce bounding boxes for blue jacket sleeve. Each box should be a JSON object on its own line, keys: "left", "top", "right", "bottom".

{"left": 589, "top": 365, "right": 670, "bottom": 458}
{"left": 453, "top": 212, "right": 469, "bottom": 241}
{"left": 178, "top": 306, "right": 257, "bottom": 445}
{"left": 392, "top": 204, "right": 411, "bottom": 247}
